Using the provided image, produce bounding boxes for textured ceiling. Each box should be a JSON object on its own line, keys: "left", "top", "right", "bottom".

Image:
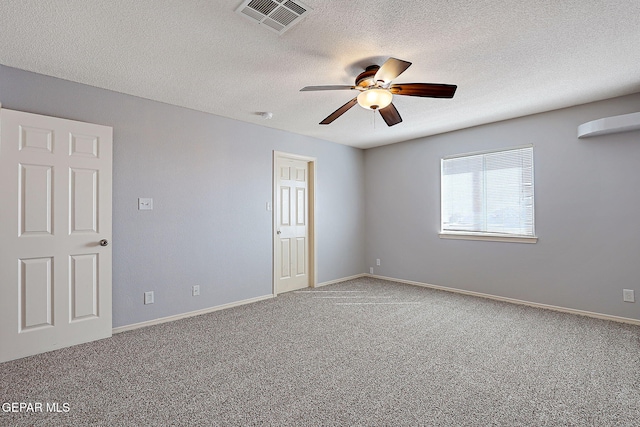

{"left": 1, "top": 1, "right": 639, "bottom": 149}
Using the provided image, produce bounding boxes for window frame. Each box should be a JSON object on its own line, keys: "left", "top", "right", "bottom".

{"left": 439, "top": 145, "right": 537, "bottom": 244}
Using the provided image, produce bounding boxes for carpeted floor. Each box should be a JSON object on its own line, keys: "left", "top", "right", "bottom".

{"left": 1, "top": 277, "right": 639, "bottom": 426}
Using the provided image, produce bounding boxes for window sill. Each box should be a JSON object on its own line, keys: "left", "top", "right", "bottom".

{"left": 439, "top": 232, "right": 538, "bottom": 244}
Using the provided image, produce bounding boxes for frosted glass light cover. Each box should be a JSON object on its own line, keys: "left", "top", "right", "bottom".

{"left": 357, "top": 89, "right": 393, "bottom": 110}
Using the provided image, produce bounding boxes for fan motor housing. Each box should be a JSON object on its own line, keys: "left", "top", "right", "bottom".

{"left": 356, "top": 65, "right": 380, "bottom": 88}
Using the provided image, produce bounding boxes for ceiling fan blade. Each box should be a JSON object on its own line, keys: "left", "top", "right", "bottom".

{"left": 379, "top": 103, "right": 402, "bottom": 127}
{"left": 300, "top": 85, "right": 356, "bottom": 91}
{"left": 374, "top": 58, "right": 412, "bottom": 84}
{"left": 319, "top": 97, "right": 359, "bottom": 125}
{"left": 390, "top": 83, "right": 457, "bottom": 98}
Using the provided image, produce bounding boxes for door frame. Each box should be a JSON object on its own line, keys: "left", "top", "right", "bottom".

{"left": 272, "top": 151, "right": 316, "bottom": 295}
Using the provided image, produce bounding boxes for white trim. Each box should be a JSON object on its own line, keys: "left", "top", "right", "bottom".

{"left": 368, "top": 274, "right": 640, "bottom": 326}
{"left": 442, "top": 144, "right": 533, "bottom": 160}
{"left": 439, "top": 232, "right": 538, "bottom": 244}
{"left": 273, "top": 150, "right": 317, "bottom": 163}
{"left": 112, "top": 294, "right": 274, "bottom": 334}
{"left": 578, "top": 111, "right": 640, "bottom": 138}
{"left": 316, "top": 273, "right": 368, "bottom": 288}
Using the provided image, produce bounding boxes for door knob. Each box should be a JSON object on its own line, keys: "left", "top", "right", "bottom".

{"left": 99, "top": 239, "right": 109, "bottom": 247}
{"left": 276, "top": 230, "right": 281, "bottom": 235}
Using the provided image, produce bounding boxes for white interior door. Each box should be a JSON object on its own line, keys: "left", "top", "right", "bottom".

{"left": 275, "top": 155, "right": 310, "bottom": 294}
{"left": 0, "top": 108, "right": 113, "bottom": 363}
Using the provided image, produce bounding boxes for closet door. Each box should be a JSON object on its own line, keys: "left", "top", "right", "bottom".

{"left": 275, "top": 155, "right": 309, "bottom": 294}
{"left": 0, "top": 108, "right": 113, "bottom": 363}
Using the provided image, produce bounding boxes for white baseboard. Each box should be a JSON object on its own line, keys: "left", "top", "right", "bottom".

{"left": 112, "top": 294, "right": 274, "bottom": 334}
{"left": 115, "top": 274, "right": 366, "bottom": 333}
{"left": 113, "top": 274, "right": 639, "bottom": 333}
{"left": 315, "top": 273, "right": 368, "bottom": 288}
{"left": 369, "top": 274, "right": 640, "bottom": 326}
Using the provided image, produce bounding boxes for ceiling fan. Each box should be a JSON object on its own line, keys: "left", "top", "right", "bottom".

{"left": 300, "top": 58, "right": 457, "bottom": 127}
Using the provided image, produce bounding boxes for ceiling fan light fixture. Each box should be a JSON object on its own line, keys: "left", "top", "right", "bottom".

{"left": 300, "top": 57, "right": 456, "bottom": 126}
{"left": 357, "top": 89, "right": 393, "bottom": 110}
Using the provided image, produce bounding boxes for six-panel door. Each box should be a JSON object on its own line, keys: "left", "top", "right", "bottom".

{"left": 275, "top": 156, "right": 309, "bottom": 293}
{"left": 0, "top": 109, "right": 113, "bottom": 363}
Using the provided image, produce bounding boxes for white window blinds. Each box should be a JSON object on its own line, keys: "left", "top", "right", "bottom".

{"left": 441, "top": 146, "right": 534, "bottom": 237}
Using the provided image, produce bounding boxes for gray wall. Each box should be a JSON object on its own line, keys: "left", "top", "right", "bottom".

{"left": 3, "top": 63, "right": 639, "bottom": 326}
{"left": 0, "top": 65, "right": 366, "bottom": 328}
{"left": 365, "top": 92, "right": 640, "bottom": 320}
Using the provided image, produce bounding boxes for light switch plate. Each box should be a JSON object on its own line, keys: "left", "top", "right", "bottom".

{"left": 138, "top": 198, "right": 153, "bottom": 210}
{"left": 144, "top": 291, "right": 154, "bottom": 304}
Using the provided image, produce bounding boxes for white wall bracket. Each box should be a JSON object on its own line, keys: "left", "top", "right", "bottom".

{"left": 578, "top": 111, "right": 640, "bottom": 138}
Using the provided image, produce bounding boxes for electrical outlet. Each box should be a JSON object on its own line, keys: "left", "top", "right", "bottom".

{"left": 144, "top": 291, "right": 154, "bottom": 305}
{"left": 138, "top": 198, "right": 153, "bottom": 210}
{"left": 376, "top": 259, "right": 381, "bottom": 266}
{"left": 623, "top": 289, "right": 635, "bottom": 303}
{"left": 192, "top": 285, "right": 200, "bottom": 296}
{"left": 369, "top": 267, "right": 374, "bottom": 274}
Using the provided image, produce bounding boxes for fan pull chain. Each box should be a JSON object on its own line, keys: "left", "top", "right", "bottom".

{"left": 373, "top": 109, "right": 376, "bottom": 129}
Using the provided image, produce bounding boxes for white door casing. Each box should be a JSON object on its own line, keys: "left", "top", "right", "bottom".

{"left": 273, "top": 152, "right": 315, "bottom": 294}
{"left": 0, "top": 108, "right": 113, "bottom": 363}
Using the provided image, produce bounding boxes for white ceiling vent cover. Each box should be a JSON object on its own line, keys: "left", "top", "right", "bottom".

{"left": 235, "top": 0, "right": 313, "bottom": 35}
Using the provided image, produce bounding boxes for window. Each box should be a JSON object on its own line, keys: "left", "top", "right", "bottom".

{"left": 440, "top": 146, "right": 536, "bottom": 243}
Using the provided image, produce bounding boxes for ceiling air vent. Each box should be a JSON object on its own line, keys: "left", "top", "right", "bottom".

{"left": 235, "top": 0, "right": 313, "bottom": 35}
